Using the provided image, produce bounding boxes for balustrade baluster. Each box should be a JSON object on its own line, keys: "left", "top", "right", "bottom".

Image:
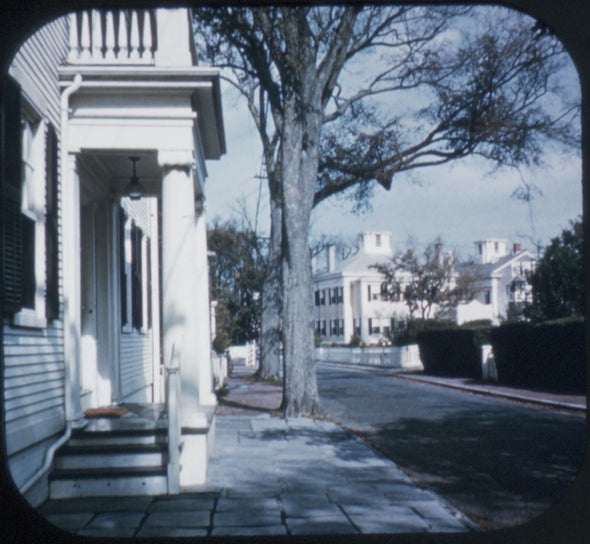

{"left": 91, "top": 10, "right": 102, "bottom": 59}
{"left": 142, "top": 11, "right": 153, "bottom": 60}
{"left": 104, "top": 11, "right": 116, "bottom": 59}
{"left": 117, "top": 10, "right": 128, "bottom": 59}
{"left": 129, "top": 10, "right": 140, "bottom": 59}
{"left": 67, "top": 12, "right": 79, "bottom": 62}
{"left": 79, "top": 11, "right": 91, "bottom": 60}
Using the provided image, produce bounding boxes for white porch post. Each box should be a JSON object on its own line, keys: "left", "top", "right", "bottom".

{"left": 62, "top": 153, "right": 84, "bottom": 423}
{"left": 194, "top": 205, "right": 216, "bottom": 407}
{"left": 159, "top": 151, "right": 200, "bottom": 413}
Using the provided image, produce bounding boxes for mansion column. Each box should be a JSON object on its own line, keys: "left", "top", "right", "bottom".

{"left": 341, "top": 278, "right": 353, "bottom": 344}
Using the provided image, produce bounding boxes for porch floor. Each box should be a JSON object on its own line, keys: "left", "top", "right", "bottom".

{"left": 83, "top": 403, "right": 167, "bottom": 432}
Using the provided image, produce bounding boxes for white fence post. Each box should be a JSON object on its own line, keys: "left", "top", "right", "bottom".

{"left": 481, "top": 345, "right": 497, "bottom": 382}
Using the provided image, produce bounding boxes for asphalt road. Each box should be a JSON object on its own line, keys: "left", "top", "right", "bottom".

{"left": 316, "top": 363, "right": 587, "bottom": 530}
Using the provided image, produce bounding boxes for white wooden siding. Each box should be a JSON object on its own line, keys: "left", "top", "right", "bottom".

{"left": 119, "top": 330, "right": 153, "bottom": 399}
{"left": 3, "top": 324, "right": 66, "bottom": 456}
{"left": 4, "top": 17, "right": 69, "bottom": 458}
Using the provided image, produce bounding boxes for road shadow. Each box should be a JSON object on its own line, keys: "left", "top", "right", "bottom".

{"left": 364, "top": 408, "right": 587, "bottom": 529}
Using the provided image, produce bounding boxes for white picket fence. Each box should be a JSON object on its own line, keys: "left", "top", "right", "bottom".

{"left": 315, "top": 344, "right": 498, "bottom": 381}
{"left": 315, "top": 345, "right": 423, "bottom": 371}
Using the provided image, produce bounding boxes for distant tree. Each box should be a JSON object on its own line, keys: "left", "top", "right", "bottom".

{"left": 526, "top": 218, "right": 583, "bottom": 321}
{"left": 208, "top": 219, "right": 268, "bottom": 347}
{"left": 375, "top": 239, "right": 482, "bottom": 320}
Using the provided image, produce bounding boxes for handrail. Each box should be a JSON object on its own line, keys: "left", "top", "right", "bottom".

{"left": 164, "top": 342, "right": 181, "bottom": 494}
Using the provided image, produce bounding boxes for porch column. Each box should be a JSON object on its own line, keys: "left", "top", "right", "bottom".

{"left": 194, "top": 204, "right": 217, "bottom": 406}
{"left": 62, "top": 153, "right": 84, "bottom": 423}
{"left": 159, "top": 151, "right": 201, "bottom": 414}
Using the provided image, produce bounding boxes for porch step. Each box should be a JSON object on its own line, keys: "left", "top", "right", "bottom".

{"left": 54, "top": 443, "right": 167, "bottom": 470}
{"left": 49, "top": 466, "right": 168, "bottom": 498}
{"left": 49, "top": 419, "right": 171, "bottom": 498}
{"left": 67, "top": 427, "right": 168, "bottom": 447}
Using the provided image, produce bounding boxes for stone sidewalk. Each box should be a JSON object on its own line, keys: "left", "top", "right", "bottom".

{"left": 38, "top": 414, "right": 476, "bottom": 537}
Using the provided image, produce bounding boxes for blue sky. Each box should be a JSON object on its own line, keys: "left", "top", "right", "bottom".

{"left": 203, "top": 8, "right": 582, "bottom": 261}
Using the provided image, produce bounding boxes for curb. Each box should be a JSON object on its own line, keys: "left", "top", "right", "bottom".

{"left": 394, "top": 373, "right": 587, "bottom": 414}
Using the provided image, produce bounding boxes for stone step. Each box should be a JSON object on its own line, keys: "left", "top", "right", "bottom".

{"left": 67, "top": 428, "right": 168, "bottom": 447}
{"left": 55, "top": 443, "right": 167, "bottom": 470}
{"left": 49, "top": 466, "right": 168, "bottom": 498}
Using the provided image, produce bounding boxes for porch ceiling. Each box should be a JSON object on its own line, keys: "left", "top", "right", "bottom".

{"left": 80, "top": 149, "right": 163, "bottom": 199}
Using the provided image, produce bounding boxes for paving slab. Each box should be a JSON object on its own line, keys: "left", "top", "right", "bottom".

{"left": 142, "top": 510, "right": 211, "bottom": 528}
{"left": 77, "top": 527, "right": 137, "bottom": 537}
{"left": 148, "top": 496, "right": 217, "bottom": 512}
{"left": 86, "top": 511, "right": 145, "bottom": 529}
{"left": 43, "top": 512, "right": 94, "bottom": 531}
{"left": 211, "top": 525, "right": 288, "bottom": 536}
{"left": 135, "top": 527, "right": 209, "bottom": 537}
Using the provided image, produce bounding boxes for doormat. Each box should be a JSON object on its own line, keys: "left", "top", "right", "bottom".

{"left": 84, "top": 406, "right": 129, "bottom": 418}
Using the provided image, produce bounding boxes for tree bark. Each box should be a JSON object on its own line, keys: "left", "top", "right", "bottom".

{"left": 280, "top": 99, "right": 323, "bottom": 417}
{"left": 257, "top": 182, "right": 283, "bottom": 381}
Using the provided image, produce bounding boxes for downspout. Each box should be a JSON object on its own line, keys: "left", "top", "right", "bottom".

{"left": 20, "top": 74, "right": 83, "bottom": 497}
{"left": 61, "top": 73, "right": 82, "bottom": 423}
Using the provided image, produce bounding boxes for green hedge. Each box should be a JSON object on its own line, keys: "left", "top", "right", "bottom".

{"left": 417, "top": 327, "right": 486, "bottom": 379}
{"left": 491, "top": 318, "right": 585, "bottom": 393}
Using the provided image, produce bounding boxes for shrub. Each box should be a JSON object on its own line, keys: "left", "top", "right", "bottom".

{"left": 417, "top": 328, "right": 482, "bottom": 378}
{"left": 391, "top": 318, "right": 458, "bottom": 346}
{"left": 491, "top": 317, "right": 585, "bottom": 393}
{"left": 212, "top": 331, "right": 231, "bottom": 355}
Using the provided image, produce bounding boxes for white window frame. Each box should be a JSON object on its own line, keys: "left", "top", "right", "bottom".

{"left": 13, "top": 106, "right": 47, "bottom": 329}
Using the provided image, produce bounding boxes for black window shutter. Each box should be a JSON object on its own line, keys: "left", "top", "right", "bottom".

{"left": 131, "top": 224, "right": 143, "bottom": 329}
{"left": 119, "top": 207, "right": 128, "bottom": 326}
{"left": 1, "top": 76, "right": 24, "bottom": 317}
{"left": 146, "top": 236, "right": 152, "bottom": 330}
{"left": 45, "top": 123, "right": 59, "bottom": 320}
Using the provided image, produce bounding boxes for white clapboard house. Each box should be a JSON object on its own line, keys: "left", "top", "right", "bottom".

{"left": 2, "top": 8, "right": 225, "bottom": 507}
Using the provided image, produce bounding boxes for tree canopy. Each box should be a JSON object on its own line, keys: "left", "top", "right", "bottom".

{"left": 526, "top": 217, "right": 583, "bottom": 321}
{"left": 208, "top": 219, "right": 268, "bottom": 351}
{"left": 374, "top": 238, "right": 482, "bottom": 320}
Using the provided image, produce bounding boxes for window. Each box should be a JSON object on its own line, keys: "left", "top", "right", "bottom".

{"left": 337, "top": 287, "right": 343, "bottom": 304}
{"left": 376, "top": 234, "right": 381, "bottom": 247}
{"left": 485, "top": 290, "right": 491, "bottom": 305}
{"left": 320, "top": 289, "right": 326, "bottom": 305}
{"left": 2, "top": 76, "right": 55, "bottom": 327}
{"left": 120, "top": 209, "right": 152, "bottom": 333}
{"left": 119, "top": 208, "right": 130, "bottom": 329}
{"left": 368, "top": 318, "right": 373, "bottom": 335}
{"left": 131, "top": 223, "right": 143, "bottom": 330}
{"left": 314, "top": 290, "right": 320, "bottom": 306}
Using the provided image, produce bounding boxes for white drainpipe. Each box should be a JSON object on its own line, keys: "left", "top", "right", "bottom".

{"left": 61, "top": 73, "right": 83, "bottom": 422}
{"left": 20, "top": 74, "right": 83, "bottom": 497}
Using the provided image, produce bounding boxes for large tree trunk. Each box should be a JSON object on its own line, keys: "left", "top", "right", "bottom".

{"left": 257, "top": 183, "right": 283, "bottom": 381}
{"left": 280, "top": 101, "right": 322, "bottom": 417}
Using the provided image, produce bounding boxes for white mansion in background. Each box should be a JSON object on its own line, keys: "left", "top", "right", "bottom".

{"left": 3, "top": 9, "right": 225, "bottom": 506}
{"left": 312, "top": 232, "right": 536, "bottom": 345}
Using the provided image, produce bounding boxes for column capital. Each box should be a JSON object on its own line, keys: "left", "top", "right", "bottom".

{"left": 158, "top": 150, "right": 194, "bottom": 171}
